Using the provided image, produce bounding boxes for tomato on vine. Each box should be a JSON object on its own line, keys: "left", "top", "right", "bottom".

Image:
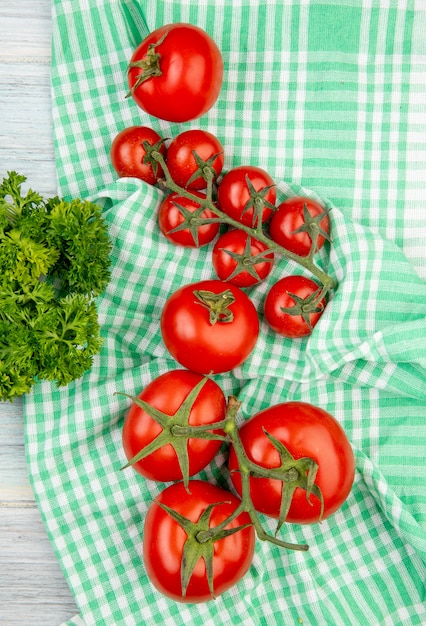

{"left": 127, "top": 23, "right": 223, "bottom": 122}
{"left": 269, "top": 196, "right": 331, "bottom": 257}
{"left": 228, "top": 402, "right": 355, "bottom": 526}
{"left": 166, "top": 129, "right": 224, "bottom": 190}
{"left": 217, "top": 165, "right": 276, "bottom": 227}
{"left": 121, "top": 369, "right": 226, "bottom": 488}
{"left": 158, "top": 191, "right": 220, "bottom": 247}
{"left": 110, "top": 126, "right": 166, "bottom": 184}
{"left": 212, "top": 229, "right": 274, "bottom": 287}
{"left": 143, "top": 480, "right": 255, "bottom": 603}
{"left": 264, "top": 275, "right": 326, "bottom": 338}
{"left": 160, "top": 279, "right": 259, "bottom": 374}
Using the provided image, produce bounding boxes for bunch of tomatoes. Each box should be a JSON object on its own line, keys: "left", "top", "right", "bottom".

{"left": 111, "top": 22, "right": 355, "bottom": 604}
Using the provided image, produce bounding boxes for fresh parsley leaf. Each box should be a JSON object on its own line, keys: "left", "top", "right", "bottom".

{"left": 0, "top": 171, "right": 112, "bottom": 402}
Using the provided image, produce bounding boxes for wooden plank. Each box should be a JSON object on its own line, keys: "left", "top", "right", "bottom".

{"left": 0, "top": 507, "right": 79, "bottom": 626}
{"left": 0, "top": 398, "right": 36, "bottom": 503}
{"left": 0, "top": 0, "right": 80, "bottom": 622}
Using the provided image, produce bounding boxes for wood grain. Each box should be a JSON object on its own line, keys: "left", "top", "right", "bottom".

{"left": 0, "top": 0, "right": 79, "bottom": 623}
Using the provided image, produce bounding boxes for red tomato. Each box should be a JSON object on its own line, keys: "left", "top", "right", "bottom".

{"left": 160, "top": 279, "right": 259, "bottom": 374}
{"left": 166, "top": 130, "right": 224, "bottom": 190}
{"left": 264, "top": 275, "right": 326, "bottom": 338}
{"left": 212, "top": 229, "right": 274, "bottom": 287}
{"left": 122, "top": 370, "right": 226, "bottom": 482}
{"left": 217, "top": 165, "right": 276, "bottom": 227}
{"left": 158, "top": 191, "right": 220, "bottom": 247}
{"left": 143, "top": 480, "right": 255, "bottom": 602}
{"left": 228, "top": 402, "right": 355, "bottom": 524}
{"left": 127, "top": 23, "right": 223, "bottom": 123}
{"left": 110, "top": 126, "right": 166, "bottom": 184}
{"left": 269, "top": 196, "right": 331, "bottom": 257}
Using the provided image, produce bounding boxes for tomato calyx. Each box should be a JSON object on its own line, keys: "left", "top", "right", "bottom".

{"left": 193, "top": 288, "right": 236, "bottom": 324}
{"left": 291, "top": 202, "right": 332, "bottom": 256}
{"left": 218, "top": 234, "right": 275, "bottom": 284}
{"left": 126, "top": 32, "right": 168, "bottom": 97}
{"left": 242, "top": 175, "right": 276, "bottom": 228}
{"left": 165, "top": 199, "right": 221, "bottom": 247}
{"left": 141, "top": 138, "right": 168, "bottom": 179}
{"left": 156, "top": 499, "right": 251, "bottom": 599}
{"left": 118, "top": 377, "right": 227, "bottom": 491}
{"left": 259, "top": 429, "right": 324, "bottom": 532}
{"left": 186, "top": 150, "right": 224, "bottom": 189}
{"left": 280, "top": 288, "right": 325, "bottom": 331}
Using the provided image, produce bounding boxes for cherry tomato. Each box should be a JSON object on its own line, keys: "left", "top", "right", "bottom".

{"left": 264, "top": 275, "right": 326, "bottom": 338}
{"left": 127, "top": 23, "right": 223, "bottom": 123}
{"left": 228, "top": 402, "right": 355, "bottom": 524}
{"left": 143, "top": 480, "right": 255, "bottom": 602}
{"left": 212, "top": 229, "right": 274, "bottom": 287}
{"left": 269, "top": 196, "right": 331, "bottom": 257}
{"left": 121, "top": 369, "right": 226, "bottom": 482}
{"left": 158, "top": 191, "right": 220, "bottom": 247}
{"left": 166, "top": 130, "right": 224, "bottom": 190}
{"left": 217, "top": 165, "right": 276, "bottom": 227}
{"left": 110, "top": 126, "right": 166, "bottom": 184}
{"left": 160, "top": 279, "right": 259, "bottom": 374}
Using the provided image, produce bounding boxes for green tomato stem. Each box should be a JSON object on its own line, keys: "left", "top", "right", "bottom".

{"left": 196, "top": 397, "right": 309, "bottom": 551}
{"left": 151, "top": 151, "right": 335, "bottom": 294}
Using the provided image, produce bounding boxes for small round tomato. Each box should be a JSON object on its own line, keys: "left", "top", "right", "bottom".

{"left": 158, "top": 191, "right": 220, "bottom": 247}
{"left": 212, "top": 229, "right": 274, "bottom": 287}
{"left": 228, "top": 402, "right": 355, "bottom": 524}
{"left": 121, "top": 369, "right": 226, "bottom": 482}
{"left": 269, "top": 196, "right": 330, "bottom": 257}
{"left": 110, "top": 126, "right": 166, "bottom": 184}
{"left": 127, "top": 23, "right": 223, "bottom": 123}
{"left": 217, "top": 165, "right": 276, "bottom": 227}
{"left": 160, "top": 279, "right": 259, "bottom": 374}
{"left": 143, "top": 480, "right": 255, "bottom": 602}
{"left": 166, "top": 130, "right": 224, "bottom": 190}
{"left": 264, "top": 275, "right": 326, "bottom": 338}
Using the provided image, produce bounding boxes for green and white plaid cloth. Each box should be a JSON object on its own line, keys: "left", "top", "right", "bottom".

{"left": 23, "top": 1, "right": 426, "bottom": 624}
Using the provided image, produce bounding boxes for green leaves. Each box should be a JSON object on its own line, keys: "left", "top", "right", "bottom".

{"left": 0, "top": 171, "right": 112, "bottom": 401}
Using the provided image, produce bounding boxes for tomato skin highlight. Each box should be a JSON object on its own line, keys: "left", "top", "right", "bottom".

{"left": 110, "top": 126, "right": 166, "bottom": 183}
{"left": 143, "top": 480, "right": 255, "bottom": 603}
{"left": 217, "top": 165, "right": 276, "bottom": 227}
{"left": 264, "top": 275, "right": 326, "bottom": 338}
{"left": 166, "top": 130, "right": 224, "bottom": 190}
{"left": 158, "top": 191, "right": 220, "bottom": 247}
{"left": 127, "top": 23, "right": 223, "bottom": 123}
{"left": 269, "top": 196, "right": 330, "bottom": 257}
{"left": 160, "top": 279, "right": 259, "bottom": 374}
{"left": 122, "top": 370, "right": 226, "bottom": 481}
{"left": 228, "top": 402, "right": 355, "bottom": 524}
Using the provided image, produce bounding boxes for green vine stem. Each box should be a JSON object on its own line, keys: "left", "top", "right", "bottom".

{"left": 196, "top": 396, "right": 310, "bottom": 552}
{"left": 151, "top": 150, "right": 336, "bottom": 296}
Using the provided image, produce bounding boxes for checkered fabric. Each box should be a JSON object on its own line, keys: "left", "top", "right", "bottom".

{"left": 23, "top": 1, "right": 426, "bottom": 624}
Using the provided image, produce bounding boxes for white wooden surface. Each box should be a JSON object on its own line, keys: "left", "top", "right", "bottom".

{"left": 0, "top": 1, "right": 80, "bottom": 624}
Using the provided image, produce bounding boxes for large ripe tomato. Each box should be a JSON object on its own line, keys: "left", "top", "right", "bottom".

{"left": 166, "top": 130, "right": 225, "bottom": 190}
{"left": 217, "top": 165, "right": 276, "bottom": 227}
{"left": 121, "top": 369, "right": 226, "bottom": 482}
{"left": 158, "top": 191, "right": 220, "bottom": 247}
{"left": 110, "top": 126, "right": 166, "bottom": 184}
{"left": 212, "top": 229, "right": 274, "bottom": 287}
{"left": 143, "top": 480, "right": 255, "bottom": 602}
{"left": 263, "top": 275, "right": 326, "bottom": 338}
{"left": 160, "top": 279, "right": 259, "bottom": 374}
{"left": 127, "top": 23, "right": 223, "bottom": 123}
{"left": 228, "top": 402, "right": 355, "bottom": 524}
{"left": 269, "top": 196, "right": 331, "bottom": 257}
